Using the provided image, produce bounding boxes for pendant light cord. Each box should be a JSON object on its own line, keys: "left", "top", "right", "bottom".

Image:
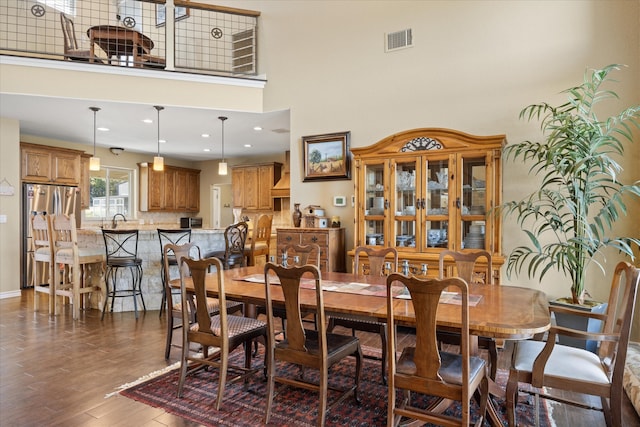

{"left": 90, "top": 106, "right": 100, "bottom": 156}
{"left": 219, "top": 116, "right": 228, "bottom": 161}
{"left": 155, "top": 106, "right": 164, "bottom": 155}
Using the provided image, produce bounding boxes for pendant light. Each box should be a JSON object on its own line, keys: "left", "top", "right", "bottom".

{"left": 218, "top": 116, "right": 228, "bottom": 175}
{"left": 153, "top": 105, "right": 164, "bottom": 171}
{"left": 89, "top": 107, "right": 101, "bottom": 171}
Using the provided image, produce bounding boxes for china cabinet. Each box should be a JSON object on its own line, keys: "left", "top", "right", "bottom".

{"left": 350, "top": 128, "right": 505, "bottom": 282}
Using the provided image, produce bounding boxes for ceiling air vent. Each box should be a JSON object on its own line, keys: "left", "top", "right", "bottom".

{"left": 385, "top": 28, "right": 413, "bottom": 52}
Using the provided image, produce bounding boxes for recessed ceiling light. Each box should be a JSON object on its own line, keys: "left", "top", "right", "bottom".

{"left": 97, "top": 127, "right": 109, "bottom": 132}
{"left": 203, "top": 148, "right": 211, "bottom": 152}
{"left": 143, "top": 119, "right": 153, "bottom": 124}
{"left": 201, "top": 133, "right": 210, "bottom": 138}
{"left": 244, "top": 144, "right": 252, "bottom": 148}
{"left": 159, "top": 139, "right": 166, "bottom": 143}
{"left": 253, "top": 126, "right": 262, "bottom": 131}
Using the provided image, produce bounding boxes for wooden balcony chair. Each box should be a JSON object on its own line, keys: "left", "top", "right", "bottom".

{"left": 31, "top": 212, "right": 55, "bottom": 314}
{"left": 177, "top": 257, "right": 267, "bottom": 410}
{"left": 263, "top": 262, "right": 363, "bottom": 427}
{"left": 206, "top": 222, "right": 249, "bottom": 270}
{"left": 157, "top": 228, "right": 192, "bottom": 316}
{"left": 327, "top": 246, "right": 397, "bottom": 384}
{"left": 386, "top": 273, "right": 489, "bottom": 426}
{"left": 51, "top": 214, "right": 104, "bottom": 319}
{"left": 59, "top": 13, "right": 103, "bottom": 63}
{"left": 506, "top": 261, "right": 640, "bottom": 427}
{"left": 438, "top": 249, "right": 498, "bottom": 380}
{"left": 162, "top": 242, "right": 243, "bottom": 359}
{"left": 245, "top": 214, "right": 272, "bottom": 267}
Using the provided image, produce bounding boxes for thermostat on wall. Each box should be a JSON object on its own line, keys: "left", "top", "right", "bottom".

{"left": 333, "top": 196, "right": 346, "bottom": 207}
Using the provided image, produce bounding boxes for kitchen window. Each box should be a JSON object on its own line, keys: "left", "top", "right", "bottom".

{"left": 85, "top": 166, "right": 134, "bottom": 220}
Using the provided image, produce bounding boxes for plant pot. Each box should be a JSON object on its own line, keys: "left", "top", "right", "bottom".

{"left": 549, "top": 298, "right": 607, "bottom": 354}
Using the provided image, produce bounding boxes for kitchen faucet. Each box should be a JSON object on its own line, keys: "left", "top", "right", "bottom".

{"left": 112, "top": 213, "right": 126, "bottom": 229}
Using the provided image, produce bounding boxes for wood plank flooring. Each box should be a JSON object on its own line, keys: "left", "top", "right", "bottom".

{"left": 1, "top": 289, "right": 638, "bottom": 426}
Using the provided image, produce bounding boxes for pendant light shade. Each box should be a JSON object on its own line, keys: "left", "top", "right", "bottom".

{"left": 89, "top": 107, "right": 101, "bottom": 171}
{"left": 218, "top": 116, "right": 228, "bottom": 175}
{"left": 153, "top": 106, "right": 164, "bottom": 171}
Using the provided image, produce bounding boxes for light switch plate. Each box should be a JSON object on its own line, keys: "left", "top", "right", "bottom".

{"left": 0, "top": 214, "right": 7, "bottom": 223}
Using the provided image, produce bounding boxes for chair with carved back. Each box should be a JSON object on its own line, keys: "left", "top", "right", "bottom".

{"left": 60, "top": 13, "right": 104, "bottom": 63}
{"left": 177, "top": 257, "right": 267, "bottom": 410}
{"left": 31, "top": 212, "right": 55, "bottom": 314}
{"left": 438, "top": 249, "right": 498, "bottom": 380}
{"left": 51, "top": 214, "right": 104, "bottom": 319}
{"left": 327, "top": 246, "right": 398, "bottom": 384}
{"left": 162, "top": 242, "right": 243, "bottom": 359}
{"left": 245, "top": 214, "right": 273, "bottom": 266}
{"left": 506, "top": 261, "right": 640, "bottom": 427}
{"left": 263, "top": 262, "right": 363, "bottom": 426}
{"left": 386, "top": 273, "right": 489, "bottom": 426}
{"left": 157, "top": 228, "right": 192, "bottom": 316}
{"left": 206, "top": 222, "right": 249, "bottom": 270}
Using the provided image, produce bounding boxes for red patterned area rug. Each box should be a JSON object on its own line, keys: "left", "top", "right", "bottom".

{"left": 119, "top": 347, "right": 551, "bottom": 426}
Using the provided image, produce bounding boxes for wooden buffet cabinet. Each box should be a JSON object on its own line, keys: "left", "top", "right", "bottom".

{"left": 276, "top": 227, "right": 345, "bottom": 273}
{"left": 139, "top": 164, "right": 200, "bottom": 212}
{"left": 232, "top": 162, "right": 282, "bottom": 210}
{"left": 350, "top": 128, "right": 505, "bottom": 283}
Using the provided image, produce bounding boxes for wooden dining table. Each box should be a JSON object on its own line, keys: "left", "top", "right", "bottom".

{"left": 87, "top": 25, "right": 154, "bottom": 67}
{"left": 171, "top": 265, "right": 551, "bottom": 426}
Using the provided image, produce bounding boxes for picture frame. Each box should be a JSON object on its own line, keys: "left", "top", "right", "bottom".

{"left": 156, "top": 3, "right": 190, "bottom": 27}
{"left": 302, "top": 131, "right": 351, "bottom": 182}
{"left": 333, "top": 196, "right": 347, "bottom": 207}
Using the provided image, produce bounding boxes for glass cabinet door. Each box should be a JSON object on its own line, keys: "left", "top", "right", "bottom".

{"left": 392, "top": 159, "right": 418, "bottom": 249}
{"left": 363, "top": 161, "right": 388, "bottom": 246}
{"left": 460, "top": 155, "right": 487, "bottom": 250}
{"left": 424, "top": 157, "right": 450, "bottom": 250}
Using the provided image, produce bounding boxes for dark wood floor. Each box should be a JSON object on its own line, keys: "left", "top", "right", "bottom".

{"left": 1, "top": 290, "right": 638, "bottom": 426}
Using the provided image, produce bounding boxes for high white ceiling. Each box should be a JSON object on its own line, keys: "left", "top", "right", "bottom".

{"left": 0, "top": 93, "right": 291, "bottom": 162}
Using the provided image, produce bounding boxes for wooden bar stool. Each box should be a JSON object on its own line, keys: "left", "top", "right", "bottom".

{"left": 31, "top": 212, "right": 55, "bottom": 314}
{"left": 51, "top": 214, "right": 104, "bottom": 319}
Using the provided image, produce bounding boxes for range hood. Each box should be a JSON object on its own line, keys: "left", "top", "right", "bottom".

{"left": 271, "top": 150, "right": 290, "bottom": 198}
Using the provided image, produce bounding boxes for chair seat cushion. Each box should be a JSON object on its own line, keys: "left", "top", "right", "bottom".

{"left": 173, "top": 298, "right": 242, "bottom": 315}
{"left": 191, "top": 314, "right": 266, "bottom": 339}
{"left": 397, "top": 347, "right": 486, "bottom": 385}
{"left": 33, "top": 247, "right": 51, "bottom": 260}
{"left": 624, "top": 341, "right": 640, "bottom": 416}
{"left": 276, "top": 329, "right": 359, "bottom": 358}
{"left": 513, "top": 339, "right": 610, "bottom": 385}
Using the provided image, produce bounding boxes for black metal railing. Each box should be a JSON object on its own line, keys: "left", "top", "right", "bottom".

{"left": 0, "top": 0, "right": 259, "bottom": 77}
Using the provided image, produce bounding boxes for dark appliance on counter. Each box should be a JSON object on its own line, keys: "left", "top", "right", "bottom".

{"left": 180, "top": 217, "right": 203, "bottom": 229}
{"left": 21, "top": 183, "right": 82, "bottom": 288}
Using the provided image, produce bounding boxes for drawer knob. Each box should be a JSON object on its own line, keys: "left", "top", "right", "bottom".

{"left": 286, "top": 236, "right": 292, "bottom": 242}
{"left": 311, "top": 236, "right": 318, "bottom": 243}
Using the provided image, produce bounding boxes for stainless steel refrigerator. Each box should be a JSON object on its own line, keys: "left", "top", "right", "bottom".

{"left": 21, "top": 183, "right": 82, "bottom": 288}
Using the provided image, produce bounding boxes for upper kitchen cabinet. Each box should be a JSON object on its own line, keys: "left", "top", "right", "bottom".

{"left": 232, "top": 162, "right": 282, "bottom": 210}
{"left": 21, "top": 142, "right": 83, "bottom": 185}
{"left": 139, "top": 164, "right": 200, "bottom": 212}
{"left": 351, "top": 128, "right": 506, "bottom": 281}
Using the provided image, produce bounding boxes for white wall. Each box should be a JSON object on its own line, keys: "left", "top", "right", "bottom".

{"left": 0, "top": 118, "right": 21, "bottom": 297}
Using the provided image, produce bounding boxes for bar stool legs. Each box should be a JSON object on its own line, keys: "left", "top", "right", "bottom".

{"left": 101, "top": 262, "right": 145, "bottom": 319}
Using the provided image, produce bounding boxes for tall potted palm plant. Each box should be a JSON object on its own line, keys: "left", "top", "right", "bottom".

{"left": 501, "top": 64, "right": 640, "bottom": 348}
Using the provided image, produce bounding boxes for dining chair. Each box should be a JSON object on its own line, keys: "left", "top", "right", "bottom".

{"left": 438, "top": 249, "right": 498, "bottom": 380}
{"left": 206, "top": 222, "right": 249, "bottom": 269}
{"left": 162, "top": 242, "right": 243, "bottom": 359}
{"left": 157, "top": 228, "right": 192, "bottom": 316}
{"left": 177, "top": 257, "right": 267, "bottom": 410}
{"left": 386, "top": 273, "right": 489, "bottom": 426}
{"left": 245, "top": 214, "right": 273, "bottom": 266}
{"left": 263, "top": 262, "right": 363, "bottom": 427}
{"left": 51, "top": 214, "right": 104, "bottom": 319}
{"left": 506, "top": 261, "right": 640, "bottom": 427}
{"left": 327, "top": 246, "right": 397, "bottom": 384}
{"left": 31, "top": 212, "right": 55, "bottom": 314}
{"left": 101, "top": 229, "right": 145, "bottom": 319}
{"left": 59, "top": 13, "right": 103, "bottom": 63}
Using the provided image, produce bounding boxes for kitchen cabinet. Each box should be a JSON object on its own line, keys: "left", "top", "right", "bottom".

{"left": 21, "top": 142, "right": 82, "bottom": 185}
{"left": 276, "top": 227, "right": 345, "bottom": 273}
{"left": 80, "top": 154, "right": 91, "bottom": 209}
{"left": 231, "top": 162, "right": 282, "bottom": 210}
{"left": 350, "top": 128, "right": 505, "bottom": 282}
{"left": 139, "top": 164, "right": 200, "bottom": 212}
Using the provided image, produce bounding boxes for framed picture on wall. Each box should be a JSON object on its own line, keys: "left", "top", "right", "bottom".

{"left": 302, "top": 131, "right": 351, "bottom": 182}
{"left": 156, "top": 2, "right": 190, "bottom": 27}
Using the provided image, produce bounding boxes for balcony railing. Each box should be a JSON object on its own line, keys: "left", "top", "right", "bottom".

{"left": 0, "top": 0, "right": 260, "bottom": 78}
